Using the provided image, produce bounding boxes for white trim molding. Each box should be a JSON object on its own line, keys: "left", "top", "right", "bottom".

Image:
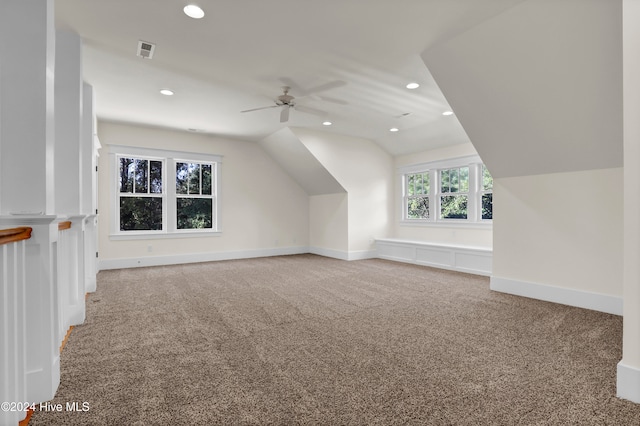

{"left": 375, "top": 238, "right": 492, "bottom": 276}
{"left": 99, "top": 246, "right": 308, "bottom": 270}
{"left": 490, "top": 276, "right": 622, "bottom": 316}
{"left": 309, "top": 246, "right": 377, "bottom": 261}
{"left": 617, "top": 362, "right": 640, "bottom": 403}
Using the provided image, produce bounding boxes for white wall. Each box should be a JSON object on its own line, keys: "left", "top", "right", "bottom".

{"left": 97, "top": 121, "right": 309, "bottom": 265}
{"left": 291, "top": 128, "right": 394, "bottom": 254}
{"left": 309, "top": 193, "right": 348, "bottom": 255}
{"left": 618, "top": 0, "right": 640, "bottom": 403}
{"left": 393, "top": 143, "right": 493, "bottom": 248}
{"left": 492, "top": 167, "right": 623, "bottom": 298}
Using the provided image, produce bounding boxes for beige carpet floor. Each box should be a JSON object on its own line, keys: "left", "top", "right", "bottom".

{"left": 31, "top": 254, "right": 640, "bottom": 425}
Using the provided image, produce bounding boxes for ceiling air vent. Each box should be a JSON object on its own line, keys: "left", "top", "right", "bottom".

{"left": 137, "top": 40, "right": 155, "bottom": 59}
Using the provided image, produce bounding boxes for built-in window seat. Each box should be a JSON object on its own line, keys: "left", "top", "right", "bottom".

{"left": 375, "top": 238, "right": 492, "bottom": 276}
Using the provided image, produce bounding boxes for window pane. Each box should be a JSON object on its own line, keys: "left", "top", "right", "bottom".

{"left": 440, "top": 169, "right": 450, "bottom": 193}
{"left": 150, "top": 161, "right": 162, "bottom": 193}
{"left": 120, "top": 197, "right": 162, "bottom": 231}
{"left": 460, "top": 167, "right": 469, "bottom": 192}
{"left": 177, "top": 198, "right": 213, "bottom": 229}
{"left": 407, "top": 196, "right": 429, "bottom": 219}
{"left": 414, "top": 174, "right": 423, "bottom": 194}
{"left": 422, "top": 173, "right": 430, "bottom": 194}
{"left": 483, "top": 165, "right": 493, "bottom": 191}
{"left": 482, "top": 193, "right": 493, "bottom": 220}
{"left": 134, "top": 159, "right": 148, "bottom": 193}
{"left": 119, "top": 158, "right": 134, "bottom": 193}
{"left": 176, "top": 162, "right": 189, "bottom": 195}
{"left": 440, "top": 195, "right": 468, "bottom": 219}
{"left": 407, "top": 174, "right": 415, "bottom": 196}
{"left": 188, "top": 164, "right": 201, "bottom": 195}
{"left": 450, "top": 169, "right": 459, "bottom": 193}
{"left": 202, "top": 164, "right": 212, "bottom": 195}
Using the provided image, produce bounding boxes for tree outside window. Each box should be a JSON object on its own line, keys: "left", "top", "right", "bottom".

{"left": 406, "top": 172, "right": 430, "bottom": 219}
{"left": 440, "top": 166, "right": 469, "bottom": 220}
{"left": 176, "top": 162, "right": 214, "bottom": 229}
{"left": 119, "top": 157, "right": 163, "bottom": 231}
{"left": 401, "top": 159, "right": 492, "bottom": 224}
{"left": 111, "top": 146, "right": 220, "bottom": 237}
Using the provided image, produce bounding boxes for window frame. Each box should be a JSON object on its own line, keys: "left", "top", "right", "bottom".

{"left": 399, "top": 155, "right": 492, "bottom": 227}
{"left": 480, "top": 164, "right": 493, "bottom": 221}
{"left": 109, "top": 145, "right": 222, "bottom": 240}
{"left": 174, "top": 159, "right": 216, "bottom": 232}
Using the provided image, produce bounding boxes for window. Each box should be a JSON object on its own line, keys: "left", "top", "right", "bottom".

{"left": 110, "top": 146, "right": 221, "bottom": 238}
{"left": 481, "top": 164, "right": 493, "bottom": 220}
{"left": 405, "top": 172, "right": 430, "bottom": 219}
{"left": 400, "top": 156, "right": 493, "bottom": 225}
{"left": 176, "top": 161, "right": 214, "bottom": 229}
{"left": 119, "top": 157, "right": 164, "bottom": 231}
{"left": 439, "top": 166, "right": 469, "bottom": 220}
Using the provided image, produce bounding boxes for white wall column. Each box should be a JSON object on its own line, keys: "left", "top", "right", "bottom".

{"left": 54, "top": 31, "right": 89, "bottom": 332}
{"left": 55, "top": 30, "right": 83, "bottom": 215}
{"left": 0, "top": 0, "right": 56, "bottom": 216}
{"left": 0, "top": 0, "right": 61, "bottom": 408}
{"left": 83, "top": 83, "right": 98, "bottom": 292}
{"left": 618, "top": 0, "right": 640, "bottom": 403}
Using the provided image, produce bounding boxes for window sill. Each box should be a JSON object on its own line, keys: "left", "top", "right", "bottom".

{"left": 110, "top": 230, "right": 222, "bottom": 241}
{"left": 399, "top": 220, "right": 492, "bottom": 230}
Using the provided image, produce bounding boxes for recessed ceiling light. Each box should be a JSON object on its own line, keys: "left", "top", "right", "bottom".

{"left": 160, "top": 89, "right": 174, "bottom": 96}
{"left": 183, "top": 4, "right": 205, "bottom": 19}
{"left": 322, "top": 121, "right": 332, "bottom": 126}
{"left": 406, "top": 83, "right": 420, "bottom": 89}
{"left": 442, "top": 111, "right": 454, "bottom": 116}
{"left": 389, "top": 127, "right": 399, "bottom": 132}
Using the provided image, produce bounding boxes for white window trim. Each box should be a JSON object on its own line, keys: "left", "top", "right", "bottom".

{"left": 398, "top": 155, "right": 492, "bottom": 227}
{"left": 109, "top": 145, "right": 222, "bottom": 240}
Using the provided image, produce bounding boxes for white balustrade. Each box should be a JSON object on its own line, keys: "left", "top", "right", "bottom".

{"left": 0, "top": 227, "right": 32, "bottom": 425}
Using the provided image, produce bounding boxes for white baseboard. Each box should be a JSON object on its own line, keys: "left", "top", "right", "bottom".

{"left": 99, "top": 246, "right": 379, "bottom": 270}
{"left": 375, "top": 238, "right": 492, "bottom": 276}
{"left": 98, "top": 246, "right": 309, "bottom": 270}
{"left": 490, "top": 276, "right": 622, "bottom": 315}
{"left": 618, "top": 362, "right": 640, "bottom": 403}
{"left": 308, "top": 246, "right": 377, "bottom": 261}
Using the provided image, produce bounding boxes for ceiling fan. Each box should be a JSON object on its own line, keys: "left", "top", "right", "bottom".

{"left": 241, "top": 80, "right": 346, "bottom": 123}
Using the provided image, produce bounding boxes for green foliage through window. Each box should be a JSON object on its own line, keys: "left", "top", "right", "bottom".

{"left": 440, "top": 195, "right": 468, "bottom": 219}
{"left": 176, "top": 162, "right": 214, "bottom": 230}
{"left": 403, "top": 162, "right": 492, "bottom": 223}
{"left": 120, "top": 197, "right": 162, "bottom": 231}
{"left": 116, "top": 152, "right": 218, "bottom": 233}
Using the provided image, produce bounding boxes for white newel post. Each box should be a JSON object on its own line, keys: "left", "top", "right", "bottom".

{"left": 0, "top": 0, "right": 61, "bottom": 416}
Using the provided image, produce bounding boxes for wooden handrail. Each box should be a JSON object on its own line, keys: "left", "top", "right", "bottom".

{"left": 58, "top": 221, "right": 72, "bottom": 231}
{"left": 0, "top": 227, "right": 32, "bottom": 245}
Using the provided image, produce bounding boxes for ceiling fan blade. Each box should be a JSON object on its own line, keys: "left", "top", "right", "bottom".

{"left": 280, "top": 105, "right": 290, "bottom": 123}
{"left": 306, "top": 80, "right": 346, "bottom": 94}
{"left": 241, "top": 105, "right": 279, "bottom": 113}
{"left": 294, "top": 104, "right": 328, "bottom": 117}
{"left": 317, "top": 95, "right": 348, "bottom": 105}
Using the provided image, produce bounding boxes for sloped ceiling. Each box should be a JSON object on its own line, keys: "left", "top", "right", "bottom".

{"left": 54, "top": 0, "right": 526, "bottom": 157}
{"left": 421, "top": 0, "right": 622, "bottom": 178}
{"left": 260, "top": 128, "right": 345, "bottom": 196}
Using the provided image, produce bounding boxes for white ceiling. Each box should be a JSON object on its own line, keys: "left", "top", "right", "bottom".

{"left": 54, "top": 0, "right": 525, "bottom": 156}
